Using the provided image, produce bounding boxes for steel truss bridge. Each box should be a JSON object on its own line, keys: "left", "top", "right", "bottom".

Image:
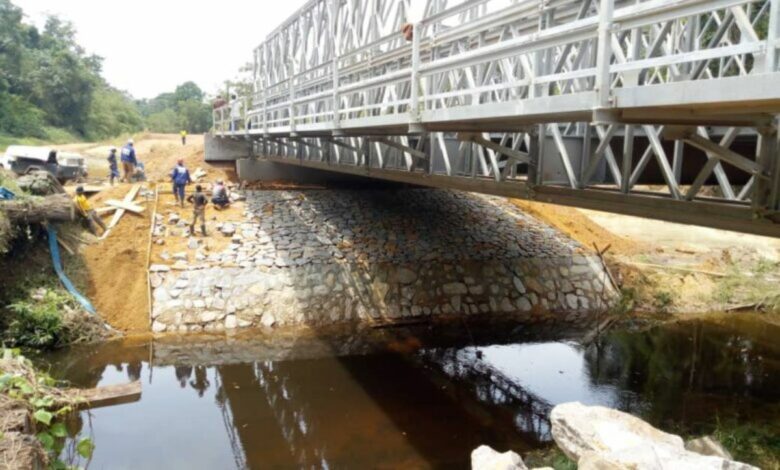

{"left": 212, "top": 0, "right": 780, "bottom": 237}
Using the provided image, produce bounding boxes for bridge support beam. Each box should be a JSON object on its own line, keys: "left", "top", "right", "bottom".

{"left": 205, "top": 134, "right": 252, "bottom": 162}
{"left": 236, "top": 157, "right": 384, "bottom": 186}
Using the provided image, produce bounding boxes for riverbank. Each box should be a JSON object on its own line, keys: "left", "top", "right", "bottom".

{"left": 35, "top": 312, "right": 780, "bottom": 469}
{"left": 512, "top": 200, "right": 780, "bottom": 316}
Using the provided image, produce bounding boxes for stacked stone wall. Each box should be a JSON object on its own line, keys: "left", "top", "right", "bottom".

{"left": 150, "top": 190, "right": 616, "bottom": 333}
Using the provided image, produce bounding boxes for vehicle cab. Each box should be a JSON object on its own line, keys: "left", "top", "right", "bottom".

{"left": 1, "top": 146, "right": 87, "bottom": 182}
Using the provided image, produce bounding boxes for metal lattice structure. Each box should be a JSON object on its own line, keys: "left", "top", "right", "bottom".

{"left": 213, "top": 0, "right": 780, "bottom": 237}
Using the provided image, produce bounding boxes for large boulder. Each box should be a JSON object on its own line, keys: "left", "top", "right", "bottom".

{"left": 471, "top": 445, "right": 527, "bottom": 470}
{"left": 550, "top": 402, "right": 758, "bottom": 470}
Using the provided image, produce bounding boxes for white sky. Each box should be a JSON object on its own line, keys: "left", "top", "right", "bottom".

{"left": 14, "top": 0, "right": 307, "bottom": 99}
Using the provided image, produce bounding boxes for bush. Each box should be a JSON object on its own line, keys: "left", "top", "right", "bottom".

{"left": 0, "top": 93, "right": 46, "bottom": 138}
{"left": 5, "top": 290, "right": 69, "bottom": 349}
{"left": 713, "top": 420, "right": 780, "bottom": 469}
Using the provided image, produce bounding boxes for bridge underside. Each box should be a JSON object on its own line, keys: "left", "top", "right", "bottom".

{"left": 210, "top": 0, "right": 780, "bottom": 238}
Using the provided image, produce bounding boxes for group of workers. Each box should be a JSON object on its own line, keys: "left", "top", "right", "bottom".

{"left": 107, "top": 139, "right": 145, "bottom": 186}
{"left": 75, "top": 138, "right": 229, "bottom": 237}
{"left": 170, "top": 159, "right": 231, "bottom": 236}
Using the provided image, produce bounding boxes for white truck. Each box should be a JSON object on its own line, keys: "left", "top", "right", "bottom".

{"left": 0, "top": 146, "right": 87, "bottom": 183}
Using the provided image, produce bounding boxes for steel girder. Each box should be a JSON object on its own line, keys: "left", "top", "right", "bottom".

{"left": 213, "top": 0, "right": 780, "bottom": 237}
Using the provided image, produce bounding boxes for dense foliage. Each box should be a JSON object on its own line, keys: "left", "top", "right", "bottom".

{"left": 0, "top": 0, "right": 212, "bottom": 142}
{"left": 138, "top": 81, "right": 212, "bottom": 134}
{"left": 0, "top": 0, "right": 143, "bottom": 140}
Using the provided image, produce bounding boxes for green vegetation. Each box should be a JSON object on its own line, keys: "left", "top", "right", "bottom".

{"left": 653, "top": 290, "right": 673, "bottom": 312}
{"left": 0, "top": 0, "right": 144, "bottom": 141}
{"left": 524, "top": 447, "right": 577, "bottom": 470}
{"left": 715, "top": 259, "right": 780, "bottom": 313}
{"left": 6, "top": 290, "right": 70, "bottom": 349}
{"left": 713, "top": 419, "right": 780, "bottom": 470}
{"left": 0, "top": 349, "right": 95, "bottom": 468}
{"left": 0, "top": 228, "right": 109, "bottom": 350}
{"left": 0, "top": 0, "right": 213, "bottom": 146}
{"left": 138, "top": 81, "right": 212, "bottom": 134}
{"left": 611, "top": 286, "right": 639, "bottom": 316}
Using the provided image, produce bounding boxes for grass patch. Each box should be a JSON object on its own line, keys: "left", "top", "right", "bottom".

{"left": 714, "top": 259, "right": 780, "bottom": 312}
{"left": 524, "top": 446, "right": 577, "bottom": 470}
{"left": 0, "top": 127, "right": 81, "bottom": 152}
{"left": 610, "top": 286, "right": 639, "bottom": 316}
{"left": 653, "top": 290, "right": 674, "bottom": 312}
{"left": 713, "top": 420, "right": 780, "bottom": 469}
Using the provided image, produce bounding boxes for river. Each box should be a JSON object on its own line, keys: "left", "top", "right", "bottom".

{"left": 36, "top": 313, "right": 780, "bottom": 469}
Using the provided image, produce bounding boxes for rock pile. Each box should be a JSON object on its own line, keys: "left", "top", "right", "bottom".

{"left": 550, "top": 402, "right": 757, "bottom": 470}
{"left": 472, "top": 403, "right": 758, "bottom": 470}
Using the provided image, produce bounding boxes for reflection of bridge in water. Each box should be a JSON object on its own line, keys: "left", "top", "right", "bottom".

{"left": 213, "top": 346, "right": 557, "bottom": 467}
{"left": 417, "top": 347, "right": 554, "bottom": 440}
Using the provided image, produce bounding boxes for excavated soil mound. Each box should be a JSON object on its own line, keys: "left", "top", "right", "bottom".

{"left": 81, "top": 184, "right": 151, "bottom": 332}
{"left": 510, "top": 199, "right": 641, "bottom": 256}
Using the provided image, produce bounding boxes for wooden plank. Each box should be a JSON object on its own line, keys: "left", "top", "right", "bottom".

{"left": 106, "top": 184, "right": 141, "bottom": 232}
{"left": 56, "top": 237, "right": 75, "bottom": 256}
{"left": 94, "top": 206, "right": 118, "bottom": 216}
{"left": 72, "top": 381, "right": 141, "bottom": 409}
{"left": 147, "top": 185, "right": 159, "bottom": 326}
{"left": 105, "top": 199, "right": 145, "bottom": 214}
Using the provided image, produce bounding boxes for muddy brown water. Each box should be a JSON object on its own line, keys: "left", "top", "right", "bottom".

{"left": 36, "top": 314, "right": 780, "bottom": 469}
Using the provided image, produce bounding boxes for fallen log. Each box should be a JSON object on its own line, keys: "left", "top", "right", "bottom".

{"left": 0, "top": 194, "right": 75, "bottom": 223}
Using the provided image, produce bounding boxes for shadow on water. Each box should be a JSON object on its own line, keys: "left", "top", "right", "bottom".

{"left": 35, "top": 313, "right": 780, "bottom": 469}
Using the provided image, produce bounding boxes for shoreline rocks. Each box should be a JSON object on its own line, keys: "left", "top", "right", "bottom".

{"left": 550, "top": 402, "right": 758, "bottom": 470}
{"left": 472, "top": 403, "right": 757, "bottom": 470}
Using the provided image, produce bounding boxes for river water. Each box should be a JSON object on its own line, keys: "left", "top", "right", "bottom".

{"left": 37, "top": 314, "right": 780, "bottom": 469}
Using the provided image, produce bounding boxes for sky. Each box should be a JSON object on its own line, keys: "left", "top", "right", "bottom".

{"left": 14, "top": 0, "right": 307, "bottom": 99}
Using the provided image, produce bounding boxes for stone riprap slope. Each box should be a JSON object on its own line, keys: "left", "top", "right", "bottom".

{"left": 150, "top": 189, "right": 616, "bottom": 333}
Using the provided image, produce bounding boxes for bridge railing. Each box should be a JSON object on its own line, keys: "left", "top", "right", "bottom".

{"left": 241, "top": 0, "right": 778, "bottom": 134}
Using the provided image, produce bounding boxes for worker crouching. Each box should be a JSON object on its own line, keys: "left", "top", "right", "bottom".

{"left": 74, "top": 186, "right": 107, "bottom": 235}
{"left": 187, "top": 185, "right": 208, "bottom": 236}
{"left": 211, "top": 180, "right": 230, "bottom": 210}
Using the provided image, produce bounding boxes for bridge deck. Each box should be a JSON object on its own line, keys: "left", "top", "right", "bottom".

{"left": 210, "top": 0, "right": 780, "bottom": 237}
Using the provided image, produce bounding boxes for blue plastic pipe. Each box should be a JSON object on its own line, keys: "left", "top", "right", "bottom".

{"left": 46, "top": 224, "right": 96, "bottom": 315}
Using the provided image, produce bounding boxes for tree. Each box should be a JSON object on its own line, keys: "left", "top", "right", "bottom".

{"left": 146, "top": 109, "right": 179, "bottom": 133}
{"left": 174, "top": 81, "right": 204, "bottom": 103}
{"left": 177, "top": 99, "right": 210, "bottom": 133}
{"left": 84, "top": 86, "right": 144, "bottom": 140}
{"left": 141, "top": 82, "right": 212, "bottom": 134}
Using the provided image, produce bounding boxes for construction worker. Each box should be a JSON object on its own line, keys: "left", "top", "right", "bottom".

{"left": 74, "top": 186, "right": 107, "bottom": 235}
{"left": 186, "top": 185, "right": 208, "bottom": 236}
{"left": 180, "top": 130, "right": 188, "bottom": 146}
{"left": 107, "top": 147, "right": 119, "bottom": 186}
{"left": 170, "top": 159, "right": 191, "bottom": 207}
{"left": 120, "top": 139, "right": 137, "bottom": 182}
{"left": 211, "top": 180, "right": 230, "bottom": 210}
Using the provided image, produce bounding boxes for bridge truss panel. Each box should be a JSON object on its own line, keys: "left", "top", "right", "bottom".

{"left": 213, "top": 0, "right": 780, "bottom": 237}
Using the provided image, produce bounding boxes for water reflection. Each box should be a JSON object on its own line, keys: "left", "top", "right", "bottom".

{"left": 38, "top": 315, "right": 780, "bottom": 469}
